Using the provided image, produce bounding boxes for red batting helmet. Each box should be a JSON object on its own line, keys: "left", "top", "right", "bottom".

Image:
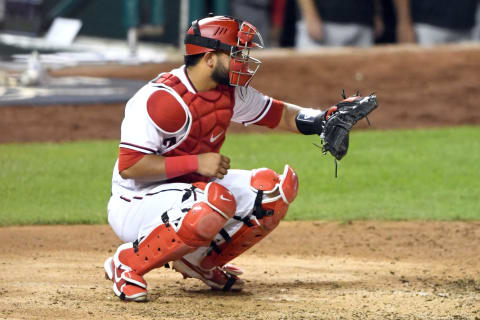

{"left": 184, "top": 15, "right": 264, "bottom": 87}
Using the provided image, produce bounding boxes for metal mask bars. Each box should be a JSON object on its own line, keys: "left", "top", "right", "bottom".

{"left": 229, "top": 21, "right": 264, "bottom": 87}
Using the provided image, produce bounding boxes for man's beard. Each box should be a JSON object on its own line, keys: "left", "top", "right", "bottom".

{"left": 211, "top": 60, "right": 231, "bottom": 86}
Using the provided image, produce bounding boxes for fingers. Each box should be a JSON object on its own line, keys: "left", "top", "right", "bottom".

{"left": 216, "top": 155, "right": 230, "bottom": 179}
{"left": 220, "top": 155, "right": 230, "bottom": 169}
{"left": 197, "top": 153, "right": 231, "bottom": 179}
{"left": 218, "top": 166, "right": 228, "bottom": 176}
{"left": 325, "top": 106, "right": 337, "bottom": 120}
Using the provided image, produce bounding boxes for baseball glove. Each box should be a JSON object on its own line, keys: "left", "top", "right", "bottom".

{"left": 320, "top": 92, "right": 378, "bottom": 161}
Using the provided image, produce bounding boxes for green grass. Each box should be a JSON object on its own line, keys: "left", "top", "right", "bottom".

{"left": 0, "top": 141, "right": 117, "bottom": 225}
{"left": 222, "top": 127, "right": 480, "bottom": 221}
{"left": 0, "top": 126, "right": 479, "bottom": 225}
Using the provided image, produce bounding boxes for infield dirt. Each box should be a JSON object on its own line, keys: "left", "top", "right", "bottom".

{"left": 0, "top": 45, "right": 479, "bottom": 319}
{"left": 1, "top": 222, "right": 479, "bottom": 319}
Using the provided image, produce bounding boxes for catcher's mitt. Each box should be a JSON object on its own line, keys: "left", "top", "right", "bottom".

{"left": 320, "top": 92, "right": 378, "bottom": 161}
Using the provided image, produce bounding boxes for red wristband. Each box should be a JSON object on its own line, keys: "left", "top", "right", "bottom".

{"left": 164, "top": 155, "right": 199, "bottom": 179}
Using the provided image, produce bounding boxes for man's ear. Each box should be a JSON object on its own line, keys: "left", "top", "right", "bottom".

{"left": 204, "top": 52, "right": 216, "bottom": 69}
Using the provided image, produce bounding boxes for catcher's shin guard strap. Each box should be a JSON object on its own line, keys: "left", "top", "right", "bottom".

{"left": 252, "top": 190, "right": 273, "bottom": 219}
{"left": 201, "top": 223, "right": 275, "bottom": 270}
{"left": 209, "top": 228, "right": 231, "bottom": 255}
{"left": 295, "top": 109, "right": 325, "bottom": 135}
{"left": 219, "top": 229, "right": 231, "bottom": 242}
{"left": 223, "top": 275, "right": 237, "bottom": 291}
{"left": 233, "top": 215, "right": 254, "bottom": 227}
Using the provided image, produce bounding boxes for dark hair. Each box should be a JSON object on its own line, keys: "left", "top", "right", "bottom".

{"left": 184, "top": 53, "right": 206, "bottom": 67}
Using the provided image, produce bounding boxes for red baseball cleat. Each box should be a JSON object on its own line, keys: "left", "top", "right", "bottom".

{"left": 222, "top": 263, "right": 244, "bottom": 276}
{"left": 104, "top": 255, "right": 148, "bottom": 302}
{"left": 172, "top": 258, "right": 245, "bottom": 291}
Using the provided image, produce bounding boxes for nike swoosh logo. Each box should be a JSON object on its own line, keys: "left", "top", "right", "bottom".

{"left": 210, "top": 130, "right": 224, "bottom": 143}
{"left": 219, "top": 195, "right": 232, "bottom": 202}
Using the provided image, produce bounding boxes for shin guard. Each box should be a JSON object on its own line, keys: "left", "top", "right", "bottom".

{"left": 117, "top": 224, "right": 195, "bottom": 276}
{"left": 200, "top": 221, "right": 276, "bottom": 270}
{"left": 200, "top": 165, "right": 298, "bottom": 270}
{"left": 116, "top": 182, "right": 237, "bottom": 276}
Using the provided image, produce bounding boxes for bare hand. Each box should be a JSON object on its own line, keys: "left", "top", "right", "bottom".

{"left": 197, "top": 153, "right": 230, "bottom": 179}
{"left": 305, "top": 16, "right": 323, "bottom": 42}
{"left": 396, "top": 23, "right": 416, "bottom": 43}
{"left": 374, "top": 15, "right": 385, "bottom": 39}
{"left": 298, "top": 0, "right": 323, "bottom": 42}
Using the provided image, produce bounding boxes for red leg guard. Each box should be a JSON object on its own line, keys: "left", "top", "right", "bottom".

{"left": 200, "top": 220, "right": 278, "bottom": 270}
{"left": 117, "top": 182, "right": 237, "bottom": 276}
{"left": 199, "top": 165, "right": 298, "bottom": 272}
{"left": 108, "top": 228, "right": 188, "bottom": 302}
{"left": 107, "top": 182, "right": 237, "bottom": 300}
{"left": 119, "top": 224, "right": 196, "bottom": 276}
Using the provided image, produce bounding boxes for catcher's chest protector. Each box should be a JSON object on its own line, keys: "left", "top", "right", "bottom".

{"left": 155, "top": 74, "right": 234, "bottom": 183}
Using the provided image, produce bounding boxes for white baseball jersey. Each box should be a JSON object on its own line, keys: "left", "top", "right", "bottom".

{"left": 111, "top": 65, "right": 277, "bottom": 198}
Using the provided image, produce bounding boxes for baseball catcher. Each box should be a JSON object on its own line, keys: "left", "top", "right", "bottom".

{"left": 104, "top": 14, "right": 378, "bottom": 301}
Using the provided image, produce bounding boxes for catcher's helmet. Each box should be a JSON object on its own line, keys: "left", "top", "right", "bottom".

{"left": 184, "top": 15, "right": 264, "bottom": 87}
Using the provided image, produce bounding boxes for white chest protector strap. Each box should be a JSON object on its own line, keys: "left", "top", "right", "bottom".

{"left": 200, "top": 165, "right": 299, "bottom": 270}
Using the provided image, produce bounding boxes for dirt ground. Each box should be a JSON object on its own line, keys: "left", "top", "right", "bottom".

{"left": 1, "top": 45, "right": 479, "bottom": 319}
{"left": 1, "top": 222, "right": 479, "bottom": 320}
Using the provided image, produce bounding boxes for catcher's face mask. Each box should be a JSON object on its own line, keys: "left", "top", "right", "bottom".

{"left": 228, "top": 21, "right": 264, "bottom": 87}
{"left": 184, "top": 15, "right": 264, "bottom": 87}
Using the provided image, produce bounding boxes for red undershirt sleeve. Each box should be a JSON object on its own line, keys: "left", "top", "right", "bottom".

{"left": 118, "top": 147, "right": 146, "bottom": 172}
{"left": 254, "top": 99, "right": 284, "bottom": 129}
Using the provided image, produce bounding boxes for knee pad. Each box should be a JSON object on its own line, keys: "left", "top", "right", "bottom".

{"left": 250, "top": 164, "right": 299, "bottom": 229}
{"left": 178, "top": 182, "right": 236, "bottom": 247}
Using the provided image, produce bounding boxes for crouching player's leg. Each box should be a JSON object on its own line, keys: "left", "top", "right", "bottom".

{"left": 173, "top": 165, "right": 299, "bottom": 291}
{"left": 104, "top": 182, "right": 236, "bottom": 301}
